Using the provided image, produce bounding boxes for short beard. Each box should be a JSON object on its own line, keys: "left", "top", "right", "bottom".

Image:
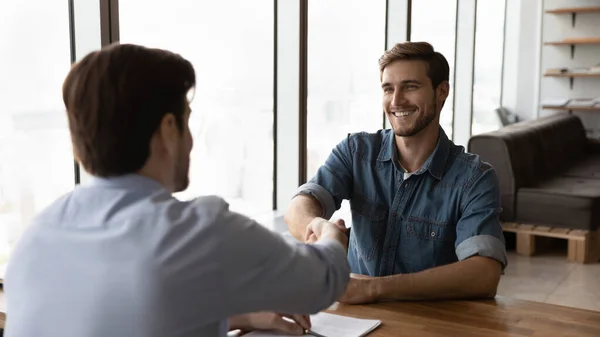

{"left": 393, "top": 96, "right": 437, "bottom": 137}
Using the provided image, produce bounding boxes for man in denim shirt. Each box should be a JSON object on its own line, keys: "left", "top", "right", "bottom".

{"left": 285, "top": 42, "right": 507, "bottom": 304}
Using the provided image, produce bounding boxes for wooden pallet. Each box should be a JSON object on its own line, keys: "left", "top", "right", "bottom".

{"left": 502, "top": 222, "right": 600, "bottom": 263}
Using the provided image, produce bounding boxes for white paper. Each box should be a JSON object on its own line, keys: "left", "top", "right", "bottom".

{"left": 243, "top": 312, "right": 381, "bottom": 337}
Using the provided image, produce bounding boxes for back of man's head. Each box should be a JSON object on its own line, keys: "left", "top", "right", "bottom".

{"left": 62, "top": 43, "right": 196, "bottom": 177}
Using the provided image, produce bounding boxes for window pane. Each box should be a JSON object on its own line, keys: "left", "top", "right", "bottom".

{"left": 411, "top": 0, "right": 458, "bottom": 140}
{"left": 306, "top": 0, "right": 386, "bottom": 180}
{"left": 471, "top": 0, "right": 506, "bottom": 136}
{"left": 119, "top": 0, "right": 274, "bottom": 215}
{"left": 0, "top": 1, "right": 74, "bottom": 263}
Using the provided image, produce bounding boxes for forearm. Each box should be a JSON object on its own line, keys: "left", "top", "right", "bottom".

{"left": 375, "top": 256, "right": 501, "bottom": 301}
{"left": 228, "top": 314, "right": 248, "bottom": 331}
{"left": 284, "top": 194, "right": 323, "bottom": 241}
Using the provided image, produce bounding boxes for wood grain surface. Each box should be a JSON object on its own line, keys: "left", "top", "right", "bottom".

{"left": 325, "top": 296, "right": 600, "bottom": 337}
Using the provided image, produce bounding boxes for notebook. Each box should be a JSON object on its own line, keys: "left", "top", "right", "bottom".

{"left": 243, "top": 312, "right": 381, "bottom": 337}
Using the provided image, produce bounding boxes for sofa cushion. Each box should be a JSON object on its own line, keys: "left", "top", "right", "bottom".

{"left": 561, "top": 155, "right": 600, "bottom": 180}
{"left": 517, "top": 177, "right": 600, "bottom": 230}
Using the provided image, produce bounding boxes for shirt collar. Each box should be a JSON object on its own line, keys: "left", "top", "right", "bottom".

{"left": 88, "top": 173, "right": 167, "bottom": 193}
{"left": 377, "top": 127, "right": 451, "bottom": 180}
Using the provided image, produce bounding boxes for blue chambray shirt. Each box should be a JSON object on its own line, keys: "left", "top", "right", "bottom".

{"left": 295, "top": 127, "right": 507, "bottom": 276}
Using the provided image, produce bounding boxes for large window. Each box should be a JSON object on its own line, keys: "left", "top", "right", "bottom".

{"left": 306, "top": 0, "right": 386, "bottom": 180}
{"left": 471, "top": 0, "right": 506, "bottom": 136}
{"left": 0, "top": 1, "right": 74, "bottom": 263}
{"left": 411, "top": 0, "right": 458, "bottom": 140}
{"left": 119, "top": 0, "right": 274, "bottom": 215}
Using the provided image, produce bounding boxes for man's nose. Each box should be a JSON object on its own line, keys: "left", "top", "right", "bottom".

{"left": 391, "top": 91, "right": 407, "bottom": 107}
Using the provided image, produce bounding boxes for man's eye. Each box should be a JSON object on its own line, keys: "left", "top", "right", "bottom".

{"left": 383, "top": 88, "right": 393, "bottom": 93}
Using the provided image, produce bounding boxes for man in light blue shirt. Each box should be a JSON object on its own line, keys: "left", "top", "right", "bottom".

{"left": 4, "top": 43, "right": 350, "bottom": 337}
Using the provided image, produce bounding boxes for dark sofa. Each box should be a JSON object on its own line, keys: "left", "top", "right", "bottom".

{"left": 468, "top": 113, "right": 600, "bottom": 231}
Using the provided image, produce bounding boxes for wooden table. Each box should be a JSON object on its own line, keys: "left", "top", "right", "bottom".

{"left": 326, "top": 296, "right": 600, "bottom": 336}
{"left": 2, "top": 294, "right": 599, "bottom": 335}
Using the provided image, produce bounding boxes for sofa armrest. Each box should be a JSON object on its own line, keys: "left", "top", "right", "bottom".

{"left": 586, "top": 139, "right": 600, "bottom": 154}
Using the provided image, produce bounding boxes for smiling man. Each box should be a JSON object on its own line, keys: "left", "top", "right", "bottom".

{"left": 285, "top": 41, "right": 507, "bottom": 304}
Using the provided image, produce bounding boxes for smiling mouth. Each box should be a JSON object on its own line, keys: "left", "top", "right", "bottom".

{"left": 392, "top": 110, "right": 416, "bottom": 117}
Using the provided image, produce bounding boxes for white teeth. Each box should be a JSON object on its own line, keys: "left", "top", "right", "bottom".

{"left": 393, "top": 111, "right": 414, "bottom": 117}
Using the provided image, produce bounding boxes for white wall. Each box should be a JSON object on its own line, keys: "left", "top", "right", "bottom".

{"left": 539, "top": 0, "right": 600, "bottom": 137}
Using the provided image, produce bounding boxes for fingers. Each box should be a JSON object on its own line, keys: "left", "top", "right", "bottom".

{"left": 291, "top": 314, "right": 311, "bottom": 330}
{"left": 304, "top": 226, "right": 314, "bottom": 242}
{"left": 307, "top": 233, "right": 318, "bottom": 244}
{"left": 333, "top": 219, "right": 346, "bottom": 230}
{"left": 274, "top": 316, "right": 305, "bottom": 335}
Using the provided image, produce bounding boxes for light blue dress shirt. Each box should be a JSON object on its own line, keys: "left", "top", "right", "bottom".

{"left": 4, "top": 174, "right": 350, "bottom": 337}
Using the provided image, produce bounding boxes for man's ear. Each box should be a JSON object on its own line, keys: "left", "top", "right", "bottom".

{"left": 158, "top": 113, "right": 179, "bottom": 156}
{"left": 436, "top": 81, "right": 450, "bottom": 109}
{"left": 437, "top": 81, "right": 450, "bottom": 101}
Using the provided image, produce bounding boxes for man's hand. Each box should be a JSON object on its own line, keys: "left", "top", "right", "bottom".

{"left": 304, "top": 217, "right": 348, "bottom": 247}
{"left": 229, "top": 312, "right": 311, "bottom": 335}
{"left": 338, "top": 273, "right": 379, "bottom": 305}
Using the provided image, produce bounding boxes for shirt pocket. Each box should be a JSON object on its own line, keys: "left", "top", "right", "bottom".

{"left": 406, "top": 216, "right": 455, "bottom": 242}
{"left": 404, "top": 216, "right": 457, "bottom": 272}
{"left": 350, "top": 197, "right": 388, "bottom": 262}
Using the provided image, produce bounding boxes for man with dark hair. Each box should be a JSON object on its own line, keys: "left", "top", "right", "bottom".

{"left": 285, "top": 41, "right": 506, "bottom": 304}
{"left": 4, "top": 43, "right": 350, "bottom": 337}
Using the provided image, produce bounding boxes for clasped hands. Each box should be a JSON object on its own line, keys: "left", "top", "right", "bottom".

{"left": 304, "top": 217, "right": 349, "bottom": 247}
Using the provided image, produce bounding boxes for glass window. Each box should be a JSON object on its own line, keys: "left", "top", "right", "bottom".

{"left": 119, "top": 0, "right": 274, "bottom": 215}
{"left": 410, "top": 0, "right": 458, "bottom": 140}
{"left": 306, "top": 0, "right": 387, "bottom": 180}
{"left": 0, "top": 1, "right": 74, "bottom": 264}
{"left": 471, "top": 0, "right": 506, "bottom": 136}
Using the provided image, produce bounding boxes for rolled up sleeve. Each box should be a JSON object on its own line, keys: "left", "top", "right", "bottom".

{"left": 294, "top": 136, "right": 354, "bottom": 218}
{"left": 294, "top": 183, "right": 337, "bottom": 219}
{"left": 455, "top": 164, "right": 508, "bottom": 270}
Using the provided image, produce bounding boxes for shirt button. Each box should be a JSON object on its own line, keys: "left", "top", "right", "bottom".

{"left": 431, "top": 232, "right": 436, "bottom": 237}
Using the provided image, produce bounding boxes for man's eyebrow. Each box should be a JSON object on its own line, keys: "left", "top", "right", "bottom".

{"left": 401, "top": 79, "right": 422, "bottom": 85}
{"left": 381, "top": 79, "right": 423, "bottom": 88}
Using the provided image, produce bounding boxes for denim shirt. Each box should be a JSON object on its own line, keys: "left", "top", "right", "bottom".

{"left": 295, "top": 128, "right": 507, "bottom": 276}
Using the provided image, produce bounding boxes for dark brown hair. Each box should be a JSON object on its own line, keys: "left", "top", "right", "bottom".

{"left": 62, "top": 43, "right": 195, "bottom": 177}
{"left": 379, "top": 41, "right": 449, "bottom": 89}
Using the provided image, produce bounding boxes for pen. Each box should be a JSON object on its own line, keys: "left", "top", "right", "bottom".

{"left": 304, "top": 329, "right": 326, "bottom": 337}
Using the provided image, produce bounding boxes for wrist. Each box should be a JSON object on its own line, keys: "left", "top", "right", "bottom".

{"left": 368, "top": 277, "right": 382, "bottom": 301}
{"left": 228, "top": 314, "right": 250, "bottom": 331}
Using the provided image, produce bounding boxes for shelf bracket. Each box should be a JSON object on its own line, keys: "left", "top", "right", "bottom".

{"left": 571, "top": 44, "right": 575, "bottom": 59}
{"left": 570, "top": 76, "right": 574, "bottom": 90}
{"left": 572, "top": 13, "right": 577, "bottom": 28}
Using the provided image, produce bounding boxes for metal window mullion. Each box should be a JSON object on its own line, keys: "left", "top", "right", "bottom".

{"left": 275, "top": 0, "right": 303, "bottom": 211}
{"left": 383, "top": 0, "right": 411, "bottom": 130}
{"left": 452, "top": 0, "right": 477, "bottom": 147}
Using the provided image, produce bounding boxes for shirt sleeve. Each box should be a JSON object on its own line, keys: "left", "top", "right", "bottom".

{"left": 294, "top": 135, "right": 354, "bottom": 219}
{"left": 211, "top": 199, "right": 351, "bottom": 317}
{"left": 455, "top": 163, "right": 508, "bottom": 270}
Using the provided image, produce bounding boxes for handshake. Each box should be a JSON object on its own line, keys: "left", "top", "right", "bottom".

{"left": 304, "top": 217, "right": 349, "bottom": 250}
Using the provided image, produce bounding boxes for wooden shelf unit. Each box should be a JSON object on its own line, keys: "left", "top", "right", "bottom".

{"left": 542, "top": 106, "right": 600, "bottom": 112}
{"left": 544, "top": 38, "right": 600, "bottom": 46}
{"left": 544, "top": 73, "right": 600, "bottom": 78}
{"left": 545, "top": 7, "right": 600, "bottom": 27}
{"left": 546, "top": 7, "right": 600, "bottom": 14}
